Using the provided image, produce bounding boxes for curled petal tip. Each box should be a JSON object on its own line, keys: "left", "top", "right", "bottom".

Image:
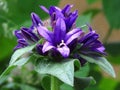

{"left": 31, "top": 12, "right": 43, "bottom": 26}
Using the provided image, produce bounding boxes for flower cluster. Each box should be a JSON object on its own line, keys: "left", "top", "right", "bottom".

{"left": 14, "top": 5, "right": 106, "bottom": 65}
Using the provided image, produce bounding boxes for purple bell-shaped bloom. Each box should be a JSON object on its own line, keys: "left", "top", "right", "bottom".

{"left": 40, "top": 5, "right": 78, "bottom": 31}
{"left": 79, "top": 26, "right": 106, "bottom": 56}
{"left": 37, "top": 17, "right": 83, "bottom": 58}
{"left": 14, "top": 12, "right": 42, "bottom": 51}
{"left": 14, "top": 30, "right": 28, "bottom": 50}
{"left": 75, "top": 26, "right": 106, "bottom": 65}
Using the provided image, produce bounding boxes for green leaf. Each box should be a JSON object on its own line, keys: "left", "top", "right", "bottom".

{"left": 0, "top": 66, "right": 15, "bottom": 81}
{"left": 0, "top": 48, "right": 36, "bottom": 81}
{"left": 0, "top": 75, "right": 9, "bottom": 84}
{"left": 76, "top": 14, "right": 92, "bottom": 27}
{"left": 102, "top": 0, "right": 120, "bottom": 29}
{"left": 60, "top": 77, "right": 95, "bottom": 90}
{"left": 80, "top": 54, "right": 116, "bottom": 78}
{"left": 35, "top": 59, "right": 80, "bottom": 86}
{"left": 75, "top": 63, "right": 90, "bottom": 77}
{"left": 12, "top": 56, "right": 32, "bottom": 66}
{"left": 20, "top": 84, "right": 39, "bottom": 90}
{"left": 0, "top": 55, "right": 33, "bottom": 81}
{"left": 41, "top": 76, "right": 51, "bottom": 90}
{"left": 74, "top": 77, "right": 96, "bottom": 90}
{"left": 60, "top": 84, "right": 73, "bottom": 90}
{"left": 9, "top": 45, "right": 35, "bottom": 66}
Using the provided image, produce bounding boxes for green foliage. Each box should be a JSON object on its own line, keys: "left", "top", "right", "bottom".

{"left": 9, "top": 44, "right": 36, "bottom": 66}
{"left": 0, "top": 66, "right": 43, "bottom": 90}
{"left": 74, "top": 77, "right": 96, "bottom": 90}
{"left": 0, "top": 44, "right": 36, "bottom": 82}
{"left": 102, "top": 0, "right": 120, "bottom": 29}
{"left": 80, "top": 54, "right": 116, "bottom": 78}
{"left": 75, "top": 63, "right": 90, "bottom": 77}
{"left": 20, "top": 84, "right": 39, "bottom": 90}
{"left": 41, "top": 76, "right": 51, "bottom": 90}
{"left": 60, "top": 76, "right": 96, "bottom": 90}
{"left": 0, "top": 66, "right": 15, "bottom": 81}
{"left": 35, "top": 59, "right": 80, "bottom": 86}
{"left": 60, "top": 84, "right": 73, "bottom": 90}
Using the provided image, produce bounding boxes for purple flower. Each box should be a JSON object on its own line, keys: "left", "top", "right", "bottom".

{"left": 40, "top": 5, "right": 78, "bottom": 31}
{"left": 37, "top": 17, "right": 83, "bottom": 58}
{"left": 75, "top": 26, "right": 106, "bottom": 65}
{"left": 14, "top": 30, "right": 28, "bottom": 50}
{"left": 14, "top": 5, "right": 107, "bottom": 65}
{"left": 31, "top": 12, "right": 43, "bottom": 28}
{"left": 14, "top": 12, "right": 42, "bottom": 51}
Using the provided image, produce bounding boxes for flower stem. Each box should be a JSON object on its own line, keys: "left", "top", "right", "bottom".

{"left": 51, "top": 75, "right": 60, "bottom": 90}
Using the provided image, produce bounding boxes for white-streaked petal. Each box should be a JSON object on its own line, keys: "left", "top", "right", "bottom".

{"left": 37, "top": 25, "right": 53, "bottom": 43}
{"left": 65, "top": 29, "right": 83, "bottom": 45}
{"left": 57, "top": 46, "right": 70, "bottom": 58}
{"left": 42, "top": 41, "right": 55, "bottom": 53}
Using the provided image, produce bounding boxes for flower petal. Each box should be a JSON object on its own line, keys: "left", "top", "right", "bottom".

{"left": 14, "top": 39, "right": 28, "bottom": 50}
{"left": 54, "top": 18, "right": 66, "bottom": 43}
{"left": 79, "top": 31, "right": 98, "bottom": 44}
{"left": 40, "top": 5, "right": 49, "bottom": 13}
{"left": 62, "top": 4, "right": 73, "bottom": 15}
{"left": 37, "top": 25, "right": 53, "bottom": 43}
{"left": 65, "top": 28, "right": 82, "bottom": 39}
{"left": 14, "top": 30, "right": 23, "bottom": 39}
{"left": 97, "top": 46, "right": 105, "bottom": 52}
{"left": 21, "top": 27, "right": 39, "bottom": 42}
{"left": 57, "top": 45, "right": 70, "bottom": 58}
{"left": 18, "top": 39, "right": 28, "bottom": 46}
{"left": 31, "top": 12, "right": 43, "bottom": 26}
{"left": 65, "top": 10, "right": 78, "bottom": 31}
{"left": 42, "top": 41, "right": 55, "bottom": 53}
{"left": 84, "top": 33, "right": 99, "bottom": 46}
{"left": 49, "top": 6, "right": 64, "bottom": 21}
{"left": 91, "top": 41, "right": 106, "bottom": 55}
{"left": 65, "top": 28, "right": 83, "bottom": 45}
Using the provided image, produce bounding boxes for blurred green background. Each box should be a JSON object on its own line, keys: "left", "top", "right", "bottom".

{"left": 0, "top": 0, "right": 120, "bottom": 90}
